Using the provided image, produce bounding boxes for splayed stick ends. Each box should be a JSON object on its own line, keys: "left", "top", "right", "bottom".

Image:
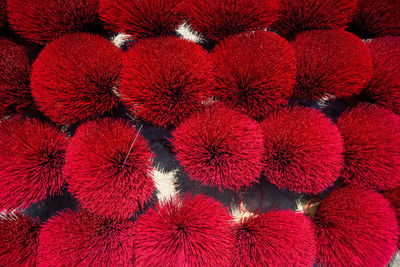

{"left": 7, "top": 0, "right": 100, "bottom": 43}
{"left": 212, "top": 31, "right": 296, "bottom": 120}
{"left": 261, "top": 106, "right": 344, "bottom": 194}
{"left": 185, "top": 0, "right": 279, "bottom": 41}
{"left": 172, "top": 104, "right": 265, "bottom": 191}
{"left": 38, "top": 210, "right": 135, "bottom": 266}
{"left": 293, "top": 30, "right": 372, "bottom": 99}
{"left": 120, "top": 37, "right": 212, "bottom": 128}
{"left": 337, "top": 104, "right": 400, "bottom": 190}
{"left": 349, "top": 0, "right": 400, "bottom": 38}
{"left": 384, "top": 186, "right": 400, "bottom": 248}
{"left": 0, "top": 213, "right": 40, "bottom": 266}
{"left": 65, "top": 118, "right": 154, "bottom": 219}
{"left": 233, "top": 210, "right": 315, "bottom": 266}
{"left": 0, "top": 38, "right": 32, "bottom": 116}
{"left": 359, "top": 37, "right": 400, "bottom": 115}
{"left": 0, "top": 116, "right": 68, "bottom": 211}
{"left": 100, "top": 0, "right": 185, "bottom": 38}
{"left": 134, "top": 194, "right": 234, "bottom": 267}
{"left": 31, "top": 33, "right": 122, "bottom": 124}
{"left": 314, "top": 187, "right": 398, "bottom": 267}
{"left": 271, "top": 0, "right": 355, "bottom": 39}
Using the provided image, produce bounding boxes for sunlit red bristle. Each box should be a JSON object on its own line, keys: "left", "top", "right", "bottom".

{"left": 38, "top": 209, "right": 135, "bottom": 266}
{"left": 171, "top": 104, "right": 265, "bottom": 191}
{"left": 134, "top": 194, "right": 234, "bottom": 267}
{"left": 100, "top": 0, "right": 185, "bottom": 38}
{"left": 271, "top": 0, "right": 355, "bottom": 39}
{"left": 359, "top": 37, "right": 400, "bottom": 115}
{"left": 384, "top": 186, "right": 400, "bottom": 248}
{"left": 337, "top": 104, "right": 400, "bottom": 190}
{"left": 261, "top": 106, "right": 344, "bottom": 194}
{"left": 212, "top": 31, "right": 296, "bottom": 120}
{"left": 0, "top": 116, "right": 68, "bottom": 211}
{"left": 0, "top": 213, "right": 40, "bottom": 266}
{"left": 31, "top": 33, "right": 122, "bottom": 125}
{"left": 314, "top": 187, "right": 398, "bottom": 267}
{"left": 233, "top": 210, "right": 315, "bottom": 266}
{"left": 185, "top": 0, "right": 280, "bottom": 41}
{"left": 349, "top": 0, "right": 400, "bottom": 38}
{"left": 1, "top": 1, "right": 399, "bottom": 265}
{"left": 293, "top": 30, "right": 373, "bottom": 99}
{"left": 7, "top": 0, "right": 100, "bottom": 44}
{"left": 119, "top": 37, "right": 212, "bottom": 128}
{"left": 0, "top": 38, "right": 32, "bottom": 116}
{"left": 0, "top": 0, "right": 6, "bottom": 28}
{"left": 65, "top": 118, "right": 155, "bottom": 219}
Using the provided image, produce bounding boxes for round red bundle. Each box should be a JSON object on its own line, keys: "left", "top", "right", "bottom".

{"left": 384, "top": 186, "right": 400, "bottom": 247}
{"left": 359, "top": 37, "right": 400, "bottom": 115}
{"left": 0, "top": 0, "right": 6, "bottom": 28}
{"left": 38, "top": 210, "right": 135, "bottom": 266}
{"left": 31, "top": 33, "right": 122, "bottom": 125}
{"left": 119, "top": 37, "right": 212, "bottom": 128}
{"left": 185, "top": 0, "right": 280, "bottom": 41}
{"left": 65, "top": 118, "right": 154, "bottom": 219}
{"left": 0, "top": 213, "right": 40, "bottom": 266}
{"left": 7, "top": 0, "right": 100, "bottom": 43}
{"left": 100, "top": 0, "right": 185, "bottom": 38}
{"left": 350, "top": 0, "right": 400, "bottom": 38}
{"left": 271, "top": 0, "right": 355, "bottom": 39}
{"left": 0, "top": 38, "right": 32, "bottom": 116}
{"left": 314, "top": 187, "right": 398, "bottom": 267}
{"left": 0, "top": 116, "right": 68, "bottom": 211}
{"left": 171, "top": 104, "right": 265, "bottom": 191}
{"left": 293, "top": 30, "right": 372, "bottom": 99}
{"left": 212, "top": 31, "right": 296, "bottom": 120}
{"left": 261, "top": 106, "right": 344, "bottom": 194}
{"left": 337, "top": 104, "right": 400, "bottom": 190}
{"left": 134, "top": 194, "right": 234, "bottom": 266}
{"left": 233, "top": 210, "right": 315, "bottom": 266}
